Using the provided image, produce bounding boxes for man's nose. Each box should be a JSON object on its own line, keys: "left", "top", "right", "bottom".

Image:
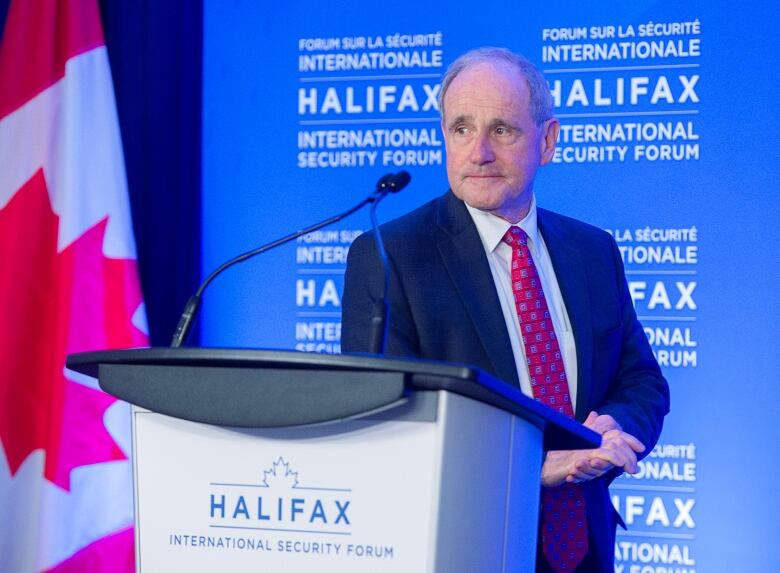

{"left": 469, "top": 132, "right": 495, "bottom": 164}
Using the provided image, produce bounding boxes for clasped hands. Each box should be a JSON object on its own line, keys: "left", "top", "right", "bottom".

{"left": 541, "top": 412, "right": 645, "bottom": 487}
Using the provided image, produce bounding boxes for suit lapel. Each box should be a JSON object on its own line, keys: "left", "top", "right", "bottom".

{"left": 537, "top": 209, "right": 594, "bottom": 421}
{"left": 435, "top": 193, "right": 520, "bottom": 387}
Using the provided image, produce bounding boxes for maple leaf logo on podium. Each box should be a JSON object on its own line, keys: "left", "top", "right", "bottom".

{"left": 262, "top": 457, "right": 300, "bottom": 489}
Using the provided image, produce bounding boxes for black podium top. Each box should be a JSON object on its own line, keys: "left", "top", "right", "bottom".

{"left": 67, "top": 347, "right": 599, "bottom": 451}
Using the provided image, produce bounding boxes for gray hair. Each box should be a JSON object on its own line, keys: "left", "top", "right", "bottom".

{"left": 438, "top": 47, "right": 554, "bottom": 125}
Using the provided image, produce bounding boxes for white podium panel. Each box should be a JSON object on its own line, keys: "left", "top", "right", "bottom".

{"left": 131, "top": 390, "right": 542, "bottom": 572}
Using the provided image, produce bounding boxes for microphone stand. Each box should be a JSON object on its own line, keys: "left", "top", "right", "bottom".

{"left": 170, "top": 172, "right": 410, "bottom": 348}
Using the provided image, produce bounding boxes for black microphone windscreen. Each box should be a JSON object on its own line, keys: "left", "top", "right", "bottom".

{"left": 388, "top": 170, "right": 411, "bottom": 192}
{"left": 376, "top": 172, "right": 394, "bottom": 191}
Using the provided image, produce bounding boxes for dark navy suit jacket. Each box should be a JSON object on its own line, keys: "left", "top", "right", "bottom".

{"left": 341, "top": 190, "right": 670, "bottom": 571}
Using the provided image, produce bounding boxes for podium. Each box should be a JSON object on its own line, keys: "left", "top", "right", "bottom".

{"left": 67, "top": 348, "right": 599, "bottom": 573}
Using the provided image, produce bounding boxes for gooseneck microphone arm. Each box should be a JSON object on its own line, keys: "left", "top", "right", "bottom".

{"left": 170, "top": 171, "right": 411, "bottom": 348}
{"left": 367, "top": 170, "right": 410, "bottom": 354}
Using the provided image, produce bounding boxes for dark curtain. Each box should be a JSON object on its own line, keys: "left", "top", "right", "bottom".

{"left": 0, "top": 0, "right": 203, "bottom": 346}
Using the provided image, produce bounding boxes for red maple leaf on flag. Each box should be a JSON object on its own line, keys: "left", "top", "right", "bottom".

{"left": 0, "top": 168, "right": 147, "bottom": 491}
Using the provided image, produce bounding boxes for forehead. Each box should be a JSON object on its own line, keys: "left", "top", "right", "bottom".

{"left": 443, "top": 60, "right": 532, "bottom": 123}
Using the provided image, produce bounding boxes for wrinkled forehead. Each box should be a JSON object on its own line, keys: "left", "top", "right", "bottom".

{"left": 442, "top": 61, "right": 532, "bottom": 123}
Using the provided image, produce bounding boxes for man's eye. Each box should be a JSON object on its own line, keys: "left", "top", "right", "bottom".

{"left": 495, "top": 126, "right": 510, "bottom": 135}
{"left": 454, "top": 125, "right": 469, "bottom": 135}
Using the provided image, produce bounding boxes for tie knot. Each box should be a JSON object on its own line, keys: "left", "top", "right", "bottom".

{"left": 503, "top": 226, "right": 528, "bottom": 246}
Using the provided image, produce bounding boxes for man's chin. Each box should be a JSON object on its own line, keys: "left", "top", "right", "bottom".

{"left": 463, "top": 197, "right": 503, "bottom": 213}
{"left": 459, "top": 185, "right": 507, "bottom": 205}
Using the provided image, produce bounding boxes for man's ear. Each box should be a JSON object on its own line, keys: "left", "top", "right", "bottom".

{"left": 539, "top": 118, "right": 560, "bottom": 165}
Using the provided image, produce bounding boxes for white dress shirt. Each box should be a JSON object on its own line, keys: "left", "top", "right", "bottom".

{"left": 465, "top": 197, "right": 579, "bottom": 410}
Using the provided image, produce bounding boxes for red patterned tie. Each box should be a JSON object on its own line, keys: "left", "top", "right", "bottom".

{"left": 503, "top": 227, "right": 588, "bottom": 573}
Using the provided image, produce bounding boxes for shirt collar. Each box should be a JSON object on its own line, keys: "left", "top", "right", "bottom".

{"left": 465, "top": 194, "right": 541, "bottom": 254}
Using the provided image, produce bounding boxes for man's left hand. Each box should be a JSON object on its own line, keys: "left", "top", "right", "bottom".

{"left": 541, "top": 411, "right": 646, "bottom": 487}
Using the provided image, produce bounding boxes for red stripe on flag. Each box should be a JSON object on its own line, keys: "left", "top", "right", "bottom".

{"left": 1, "top": 0, "right": 143, "bottom": 567}
{"left": 0, "top": 0, "right": 104, "bottom": 120}
{"left": 43, "top": 527, "right": 135, "bottom": 573}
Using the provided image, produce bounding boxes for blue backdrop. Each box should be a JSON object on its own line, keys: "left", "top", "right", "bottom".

{"left": 202, "top": 0, "right": 780, "bottom": 570}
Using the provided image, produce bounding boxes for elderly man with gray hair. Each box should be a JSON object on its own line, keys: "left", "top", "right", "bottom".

{"left": 342, "top": 46, "right": 669, "bottom": 573}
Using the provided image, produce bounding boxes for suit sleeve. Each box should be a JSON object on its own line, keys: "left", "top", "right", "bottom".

{"left": 596, "top": 236, "right": 671, "bottom": 457}
{"left": 341, "top": 231, "right": 420, "bottom": 356}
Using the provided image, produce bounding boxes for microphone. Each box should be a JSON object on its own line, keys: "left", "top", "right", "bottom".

{"left": 170, "top": 171, "right": 411, "bottom": 347}
{"left": 367, "top": 170, "right": 410, "bottom": 354}
{"left": 377, "top": 170, "right": 411, "bottom": 193}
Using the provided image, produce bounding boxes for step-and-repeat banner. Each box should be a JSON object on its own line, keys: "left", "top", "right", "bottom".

{"left": 202, "top": 0, "right": 780, "bottom": 570}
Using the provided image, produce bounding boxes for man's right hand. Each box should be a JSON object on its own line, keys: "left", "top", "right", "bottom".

{"left": 541, "top": 411, "right": 646, "bottom": 487}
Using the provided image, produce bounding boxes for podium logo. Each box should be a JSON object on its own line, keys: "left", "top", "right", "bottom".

{"left": 208, "top": 457, "right": 352, "bottom": 535}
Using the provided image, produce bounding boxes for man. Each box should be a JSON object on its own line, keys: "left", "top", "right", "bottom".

{"left": 341, "top": 47, "right": 669, "bottom": 572}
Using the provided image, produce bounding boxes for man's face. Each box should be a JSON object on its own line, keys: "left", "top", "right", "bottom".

{"left": 442, "top": 60, "right": 558, "bottom": 223}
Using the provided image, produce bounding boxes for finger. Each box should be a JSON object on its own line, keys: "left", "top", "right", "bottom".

{"left": 602, "top": 429, "right": 646, "bottom": 455}
{"left": 588, "top": 413, "right": 621, "bottom": 435}
{"left": 623, "top": 433, "right": 646, "bottom": 454}
{"left": 623, "top": 449, "right": 639, "bottom": 473}
{"left": 569, "top": 456, "right": 609, "bottom": 481}
{"left": 567, "top": 465, "right": 607, "bottom": 483}
{"left": 573, "top": 459, "right": 602, "bottom": 478}
{"left": 583, "top": 411, "right": 599, "bottom": 427}
{"left": 589, "top": 444, "right": 629, "bottom": 470}
{"left": 604, "top": 443, "right": 638, "bottom": 473}
{"left": 589, "top": 457, "right": 612, "bottom": 471}
{"left": 542, "top": 450, "right": 581, "bottom": 487}
{"left": 558, "top": 456, "right": 592, "bottom": 482}
{"left": 566, "top": 465, "right": 599, "bottom": 482}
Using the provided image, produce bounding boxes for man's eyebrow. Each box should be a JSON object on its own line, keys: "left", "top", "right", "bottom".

{"left": 446, "top": 114, "right": 520, "bottom": 130}
{"left": 488, "top": 117, "right": 520, "bottom": 129}
{"left": 446, "top": 113, "right": 473, "bottom": 128}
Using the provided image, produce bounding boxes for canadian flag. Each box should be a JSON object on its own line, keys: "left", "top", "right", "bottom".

{"left": 0, "top": 0, "right": 147, "bottom": 571}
